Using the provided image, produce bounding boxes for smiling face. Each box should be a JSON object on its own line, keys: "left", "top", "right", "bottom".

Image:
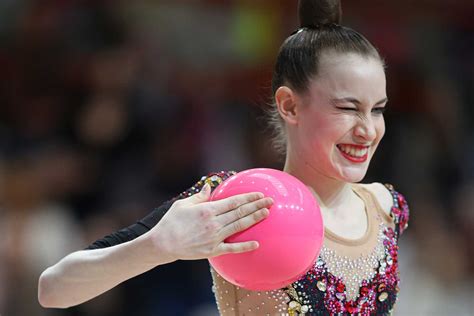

{"left": 287, "top": 51, "right": 387, "bottom": 183}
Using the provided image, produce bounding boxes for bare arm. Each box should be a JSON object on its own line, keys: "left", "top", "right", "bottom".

{"left": 38, "top": 230, "right": 172, "bottom": 308}
{"left": 38, "top": 183, "right": 272, "bottom": 308}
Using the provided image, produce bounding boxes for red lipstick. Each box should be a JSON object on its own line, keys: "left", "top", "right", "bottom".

{"left": 337, "top": 144, "right": 369, "bottom": 163}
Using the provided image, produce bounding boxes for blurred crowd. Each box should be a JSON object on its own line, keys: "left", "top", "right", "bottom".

{"left": 0, "top": 1, "right": 473, "bottom": 315}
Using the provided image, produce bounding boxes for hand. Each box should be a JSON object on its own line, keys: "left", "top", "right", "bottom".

{"left": 148, "top": 183, "right": 273, "bottom": 262}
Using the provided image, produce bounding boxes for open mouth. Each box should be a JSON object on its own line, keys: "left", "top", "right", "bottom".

{"left": 336, "top": 144, "right": 369, "bottom": 163}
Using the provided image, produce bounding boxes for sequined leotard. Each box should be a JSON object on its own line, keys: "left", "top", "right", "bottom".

{"left": 86, "top": 171, "right": 409, "bottom": 316}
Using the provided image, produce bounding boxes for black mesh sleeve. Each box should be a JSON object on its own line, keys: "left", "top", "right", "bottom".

{"left": 85, "top": 200, "right": 173, "bottom": 250}
{"left": 84, "top": 171, "right": 236, "bottom": 250}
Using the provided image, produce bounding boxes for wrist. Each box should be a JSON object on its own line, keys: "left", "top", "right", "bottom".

{"left": 138, "top": 230, "right": 177, "bottom": 266}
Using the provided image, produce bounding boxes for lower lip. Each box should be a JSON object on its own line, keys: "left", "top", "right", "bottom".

{"left": 338, "top": 147, "right": 368, "bottom": 163}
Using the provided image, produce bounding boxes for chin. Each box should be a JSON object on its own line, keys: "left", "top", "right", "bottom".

{"left": 340, "top": 174, "right": 365, "bottom": 183}
{"left": 338, "top": 166, "right": 369, "bottom": 183}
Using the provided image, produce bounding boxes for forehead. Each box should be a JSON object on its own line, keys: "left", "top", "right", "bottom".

{"left": 306, "top": 51, "right": 386, "bottom": 102}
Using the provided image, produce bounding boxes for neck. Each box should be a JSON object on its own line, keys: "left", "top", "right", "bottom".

{"left": 283, "top": 152, "right": 353, "bottom": 210}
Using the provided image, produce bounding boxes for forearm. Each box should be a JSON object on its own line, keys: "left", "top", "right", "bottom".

{"left": 38, "top": 231, "right": 174, "bottom": 308}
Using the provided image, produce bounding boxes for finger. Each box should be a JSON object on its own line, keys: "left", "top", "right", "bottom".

{"left": 209, "top": 192, "right": 265, "bottom": 216}
{"left": 219, "top": 208, "right": 269, "bottom": 239}
{"left": 215, "top": 241, "right": 259, "bottom": 255}
{"left": 217, "top": 197, "right": 273, "bottom": 226}
{"left": 183, "top": 183, "right": 211, "bottom": 205}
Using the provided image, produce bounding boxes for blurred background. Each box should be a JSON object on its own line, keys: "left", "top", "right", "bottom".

{"left": 0, "top": 0, "right": 473, "bottom": 315}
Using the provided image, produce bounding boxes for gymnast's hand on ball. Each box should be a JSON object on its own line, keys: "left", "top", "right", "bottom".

{"left": 149, "top": 183, "right": 273, "bottom": 262}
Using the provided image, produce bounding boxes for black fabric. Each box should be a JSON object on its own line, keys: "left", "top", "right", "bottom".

{"left": 84, "top": 171, "right": 236, "bottom": 250}
{"left": 85, "top": 200, "right": 174, "bottom": 250}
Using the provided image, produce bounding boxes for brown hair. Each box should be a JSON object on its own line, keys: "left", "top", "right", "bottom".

{"left": 268, "top": 0, "right": 382, "bottom": 156}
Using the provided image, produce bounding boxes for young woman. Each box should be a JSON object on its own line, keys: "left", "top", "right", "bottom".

{"left": 38, "top": 0, "right": 409, "bottom": 314}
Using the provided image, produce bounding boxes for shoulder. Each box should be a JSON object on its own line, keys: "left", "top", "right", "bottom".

{"left": 359, "top": 182, "right": 394, "bottom": 217}
{"left": 360, "top": 182, "right": 410, "bottom": 236}
{"left": 176, "top": 171, "right": 237, "bottom": 199}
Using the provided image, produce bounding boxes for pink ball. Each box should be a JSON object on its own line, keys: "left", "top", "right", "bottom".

{"left": 208, "top": 168, "right": 324, "bottom": 291}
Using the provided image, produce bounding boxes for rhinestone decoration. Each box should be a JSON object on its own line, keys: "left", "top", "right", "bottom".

{"left": 206, "top": 178, "right": 409, "bottom": 315}
{"left": 320, "top": 222, "right": 386, "bottom": 301}
{"left": 316, "top": 280, "right": 326, "bottom": 292}
{"left": 176, "top": 171, "right": 236, "bottom": 200}
{"left": 384, "top": 183, "right": 410, "bottom": 236}
{"left": 282, "top": 184, "right": 409, "bottom": 315}
{"left": 378, "top": 292, "right": 388, "bottom": 302}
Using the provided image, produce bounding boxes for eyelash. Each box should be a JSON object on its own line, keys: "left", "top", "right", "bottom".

{"left": 373, "top": 107, "right": 387, "bottom": 114}
{"left": 337, "top": 107, "right": 387, "bottom": 114}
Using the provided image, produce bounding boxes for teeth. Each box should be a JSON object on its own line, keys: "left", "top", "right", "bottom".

{"left": 338, "top": 145, "right": 368, "bottom": 157}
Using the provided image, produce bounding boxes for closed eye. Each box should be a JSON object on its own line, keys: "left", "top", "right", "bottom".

{"left": 336, "top": 107, "right": 357, "bottom": 111}
{"left": 336, "top": 107, "right": 387, "bottom": 115}
{"left": 372, "top": 107, "right": 387, "bottom": 114}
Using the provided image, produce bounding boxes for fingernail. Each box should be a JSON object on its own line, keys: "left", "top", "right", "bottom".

{"left": 201, "top": 183, "right": 210, "bottom": 194}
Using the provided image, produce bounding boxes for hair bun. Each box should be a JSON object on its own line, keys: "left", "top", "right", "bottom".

{"left": 298, "top": 0, "right": 342, "bottom": 27}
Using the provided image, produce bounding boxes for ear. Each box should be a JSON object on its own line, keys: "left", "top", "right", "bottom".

{"left": 275, "top": 86, "right": 299, "bottom": 125}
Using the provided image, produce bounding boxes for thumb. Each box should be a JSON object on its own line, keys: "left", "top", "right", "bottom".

{"left": 187, "top": 183, "right": 211, "bottom": 204}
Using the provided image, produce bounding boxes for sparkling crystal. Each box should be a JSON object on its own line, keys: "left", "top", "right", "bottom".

{"left": 387, "top": 256, "right": 393, "bottom": 265}
{"left": 319, "top": 222, "right": 387, "bottom": 301}
{"left": 378, "top": 292, "right": 388, "bottom": 302}
{"left": 317, "top": 281, "right": 327, "bottom": 292}
{"left": 335, "top": 292, "right": 345, "bottom": 300}
{"left": 378, "top": 283, "right": 386, "bottom": 292}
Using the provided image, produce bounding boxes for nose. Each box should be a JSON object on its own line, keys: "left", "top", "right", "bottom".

{"left": 354, "top": 116, "right": 376, "bottom": 142}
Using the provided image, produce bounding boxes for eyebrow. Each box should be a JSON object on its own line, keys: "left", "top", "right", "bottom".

{"left": 331, "top": 97, "right": 388, "bottom": 106}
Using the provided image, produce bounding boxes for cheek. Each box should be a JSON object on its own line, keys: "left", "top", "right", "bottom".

{"left": 371, "top": 118, "right": 385, "bottom": 154}
{"left": 376, "top": 118, "right": 386, "bottom": 140}
{"left": 303, "top": 115, "right": 353, "bottom": 146}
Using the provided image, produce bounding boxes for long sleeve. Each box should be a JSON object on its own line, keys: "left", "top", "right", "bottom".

{"left": 85, "top": 171, "right": 237, "bottom": 250}
{"left": 85, "top": 200, "right": 173, "bottom": 250}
